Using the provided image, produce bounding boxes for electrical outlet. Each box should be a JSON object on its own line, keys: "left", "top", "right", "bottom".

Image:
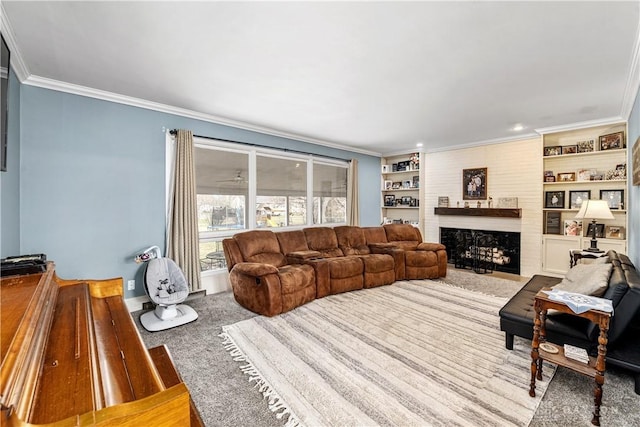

{"left": 127, "top": 280, "right": 135, "bottom": 291}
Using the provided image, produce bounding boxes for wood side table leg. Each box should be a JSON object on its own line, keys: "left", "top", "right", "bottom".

{"left": 529, "top": 301, "right": 542, "bottom": 397}
{"left": 591, "top": 318, "right": 610, "bottom": 426}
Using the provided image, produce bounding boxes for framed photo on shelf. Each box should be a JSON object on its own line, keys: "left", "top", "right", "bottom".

{"left": 577, "top": 139, "right": 595, "bottom": 153}
{"left": 586, "top": 223, "right": 605, "bottom": 239}
{"left": 564, "top": 220, "right": 582, "bottom": 236}
{"left": 605, "top": 225, "right": 625, "bottom": 239}
{"left": 392, "top": 181, "right": 402, "bottom": 189}
{"left": 400, "top": 196, "right": 413, "bottom": 205}
{"left": 437, "top": 196, "right": 449, "bottom": 207}
{"left": 599, "top": 132, "right": 625, "bottom": 151}
{"left": 544, "top": 211, "right": 562, "bottom": 235}
{"left": 384, "top": 180, "right": 393, "bottom": 190}
{"left": 557, "top": 172, "right": 576, "bottom": 182}
{"left": 462, "top": 167, "right": 487, "bottom": 200}
{"left": 569, "top": 190, "right": 590, "bottom": 209}
{"left": 600, "top": 189, "right": 624, "bottom": 209}
{"left": 562, "top": 145, "right": 577, "bottom": 155}
{"left": 384, "top": 195, "right": 395, "bottom": 207}
{"left": 544, "top": 146, "right": 561, "bottom": 156}
{"left": 402, "top": 180, "right": 412, "bottom": 189}
{"left": 544, "top": 170, "right": 555, "bottom": 182}
{"left": 545, "top": 191, "right": 564, "bottom": 209}
{"left": 381, "top": 165, "right": 390, "bottom": 173}
{"left": 412, "top": 175, "right": 419, "bottom": 188}
{"left": 577, "top": 169, "right": 593, "bottom": 181}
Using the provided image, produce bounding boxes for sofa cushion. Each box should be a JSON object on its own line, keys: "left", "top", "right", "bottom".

{"left": 334, "top": 226, "right": 371, "bottom": 256}
{"left": 552, "top": 263, "right": 612, "bottom": 297}
{"left": 363, "top": 226, "right": 388, "bottom": 244}
{"left": 233, "top": 230, "right": 286, "bottom": 267}
{"left": 303, "top": 227, "right": 344, "bottom": 258}
{"left": 276, "top": 230, "right": 310, "bottom": 255}
{"left": 384, "top": 223, "right": 421, "bottom": 243}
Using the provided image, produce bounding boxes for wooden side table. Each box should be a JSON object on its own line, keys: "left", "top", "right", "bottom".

{"left": 569, "top": 249, "right": 608, "bottom": 268}
{"left": 529, "top": 289, "right": 611, "bottom": 426}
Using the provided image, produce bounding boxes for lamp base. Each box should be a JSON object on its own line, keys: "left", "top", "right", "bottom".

{"left": 583, "top": 247, "right": 604, "bottom": 253}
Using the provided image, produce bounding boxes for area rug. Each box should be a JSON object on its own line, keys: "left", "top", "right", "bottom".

{"left": 221, "top": 280, "right": 555, "bottom": 426}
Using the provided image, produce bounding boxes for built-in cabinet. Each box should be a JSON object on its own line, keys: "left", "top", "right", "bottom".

{"left": 380, "top": 153, "right": 425, "bottom": 234}
{"left": 541, "top": 122, "right": 628, "bottom": 275}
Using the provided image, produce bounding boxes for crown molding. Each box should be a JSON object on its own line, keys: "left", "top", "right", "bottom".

{"left": 621, "top": 19, "right": 640, "bottom": 119}
{"left": 0, "top": 2, "right": 30, "bottom": 81}
{"left": 22, "top": 74, "right": 381, "bottom": 157}
{"left": 419, "top": 132, "right": 540, "bottom": 155}
{"left": 535, "top": 116, "right": 626, "bottom": 135}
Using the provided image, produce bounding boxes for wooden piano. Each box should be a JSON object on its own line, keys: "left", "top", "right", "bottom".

{"left": 1, "top": 261, "right": 203, "bottom": 426}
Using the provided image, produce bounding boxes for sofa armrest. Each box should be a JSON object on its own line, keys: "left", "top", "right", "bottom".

{"left": 416, "top": 242, "right": 446, "bottom": 252}
{"left": 286, "top": 250, "right": 323, "bottom": 261}
{"left": 231, "top": 262, "right": 279, "bottom": 277}
{"left": 369, "top": 245, "right": 406, "bottom": 281}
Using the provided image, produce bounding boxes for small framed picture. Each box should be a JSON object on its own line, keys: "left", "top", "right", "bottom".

{"left": 586, "top": 223, "right": 605, "bottom": 238}
{"left": 392, "top": 181, "right": 402, "bottom": 189}
{"left": 605, "top": 225, "right": 625, "bottom": 239}
{"left": 600, "top": 189, "right": 624, "bottom": 209}
{"left": 557, "top": 172, "right": 576, "bottom": 182}
{"left": 577, "top": 169, "right": 593, "bottom": 181}
{"left": 412, "top": 175, "right": 419, "bottom": 188}
{"left": 497, "top": 197, "right": 518, "bottom": 208}
{"left": 438, "top": 196, "right": 449, "bottom": 207}
{"left": 544, "top": 146, "right": 562, "bottom": 156}
{"left": 402, "top": 180, "right": 412, "bottom": 189}
{"left": 400, "top": 196, "right": 412, "bottom": 205}
{"left": 564, "top": 219, "right": 582, "bottom": 236}
{"left": 569, "top": 190, "right": 590, "bottom": 209}
{"left": 545, "top": 191, "right": 565, "bottom": 209}
{"left": 384, "top": 195, "right": 395, "bottom": 207}
{"left": 599, "top": 132, "right": 625, "bottom": 150}
{"left": 561, "top": 145, "right": 577, "bottom": 155}
{"left": 577, "top": 139, "right": 595, "bottom": 153}
{"left": 409, "top": 198, "right": 419, "bottom": 207}
{"left": 384, "top": 180, "right": 393, "bottom": 190}
{"left": 381, "top": 164, "right": 390, "bottom": 173}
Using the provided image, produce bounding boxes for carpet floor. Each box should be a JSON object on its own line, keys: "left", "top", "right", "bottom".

{"left": 135, "top": 268, "right": 640, "bottom": 426}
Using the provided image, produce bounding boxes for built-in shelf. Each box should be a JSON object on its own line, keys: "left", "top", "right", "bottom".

{"left": 434, "top": 207, "right": 522, "bottom": 218}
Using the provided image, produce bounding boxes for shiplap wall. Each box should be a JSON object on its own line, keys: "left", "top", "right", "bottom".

{"left": 424, "top": 137, "right": 542, "bottom": 277}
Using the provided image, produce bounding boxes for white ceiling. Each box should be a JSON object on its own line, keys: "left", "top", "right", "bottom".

{"left": 2, "top": 1, "right": 640, "bottom": 155}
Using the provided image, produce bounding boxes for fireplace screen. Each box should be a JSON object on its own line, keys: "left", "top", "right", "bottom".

{"left": 440, "top": 227, "right": 521, "bottom": 275}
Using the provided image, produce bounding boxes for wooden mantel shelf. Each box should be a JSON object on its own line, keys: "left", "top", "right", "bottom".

{"left": 434, "top": 207, "right": 522, "bottom": 218}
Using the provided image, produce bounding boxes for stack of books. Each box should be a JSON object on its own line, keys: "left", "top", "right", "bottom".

{"left": 564, "top": 344, "right": 590, "bottom": 363}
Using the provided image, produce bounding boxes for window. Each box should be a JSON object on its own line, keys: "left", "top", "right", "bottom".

{"left": 256, "top": 155, "right": 307, "bottom": 228}
{"left": 313, "top": 162, "right": 347, "bottom": 224}
{"left": 193, "top": 139, "right": 348, "bottom": 272}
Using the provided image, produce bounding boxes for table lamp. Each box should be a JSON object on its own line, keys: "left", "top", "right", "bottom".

{"left": 574, "top": 199, "right": 614, "bottom": 253}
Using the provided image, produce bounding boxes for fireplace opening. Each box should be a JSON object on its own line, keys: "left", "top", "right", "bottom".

{"left": 440, "top": 227, "right": 521, "bottom": 275}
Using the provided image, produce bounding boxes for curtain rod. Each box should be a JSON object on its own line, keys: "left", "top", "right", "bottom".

{"left": 169, "top": 129, "right": 351, "bottom": 163}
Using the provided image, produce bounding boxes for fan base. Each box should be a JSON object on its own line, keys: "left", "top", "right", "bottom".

{"left": 140, "top": 304, "right": 198, "bottom": 332}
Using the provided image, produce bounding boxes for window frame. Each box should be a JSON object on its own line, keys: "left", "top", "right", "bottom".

{"left": 177, "top": 136, "right": 349, "bottom": 275}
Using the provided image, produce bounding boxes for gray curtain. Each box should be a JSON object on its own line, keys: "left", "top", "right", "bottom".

{"left": 347, "top": 158, "right": 359, "bottom": 226}
{"left": 167, "top": 130, "right": 201, "bottom": 291}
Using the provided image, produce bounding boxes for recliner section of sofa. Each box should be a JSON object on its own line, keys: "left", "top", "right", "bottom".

{"left": 223, "top": 224, "right": 447, "bottom": 316}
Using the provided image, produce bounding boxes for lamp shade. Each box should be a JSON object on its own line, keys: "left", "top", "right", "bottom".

{"left": 574, "top": 199, "right": 615, "bottom": 220}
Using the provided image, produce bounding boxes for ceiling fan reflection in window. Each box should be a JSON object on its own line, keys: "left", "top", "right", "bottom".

{"left": 217, "top": 170, "right": 248, "bottom": 184}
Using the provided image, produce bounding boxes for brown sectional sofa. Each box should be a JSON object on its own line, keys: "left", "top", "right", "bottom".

{"left": 223, "top": 224, "right": 447, "bottom": 316}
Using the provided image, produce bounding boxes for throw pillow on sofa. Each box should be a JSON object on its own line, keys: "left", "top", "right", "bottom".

{"left": 552, "top": 263, "right": 613, "bottom": 297}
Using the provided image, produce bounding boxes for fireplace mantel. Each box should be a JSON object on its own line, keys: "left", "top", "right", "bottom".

{"left": 434, "top": 207, "right": 521, "bottom": 218}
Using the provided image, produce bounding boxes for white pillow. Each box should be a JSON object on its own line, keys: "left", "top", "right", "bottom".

{"left": 552, "top": 263, "right": 612, "bottom": 297}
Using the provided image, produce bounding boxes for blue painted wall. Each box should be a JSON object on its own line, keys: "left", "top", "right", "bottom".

{"left": 628, "top": 87, "right": 639, "bottom": 267}
{"left": 15, "top": 85, "right": 380, "bottom": 296}
{"left": 0, "top": 69, "right": 21, "bottom": 257}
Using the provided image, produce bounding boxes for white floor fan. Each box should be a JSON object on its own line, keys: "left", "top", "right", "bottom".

{"left": 134, "top": 246, "right": 198, "bottom": 332}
